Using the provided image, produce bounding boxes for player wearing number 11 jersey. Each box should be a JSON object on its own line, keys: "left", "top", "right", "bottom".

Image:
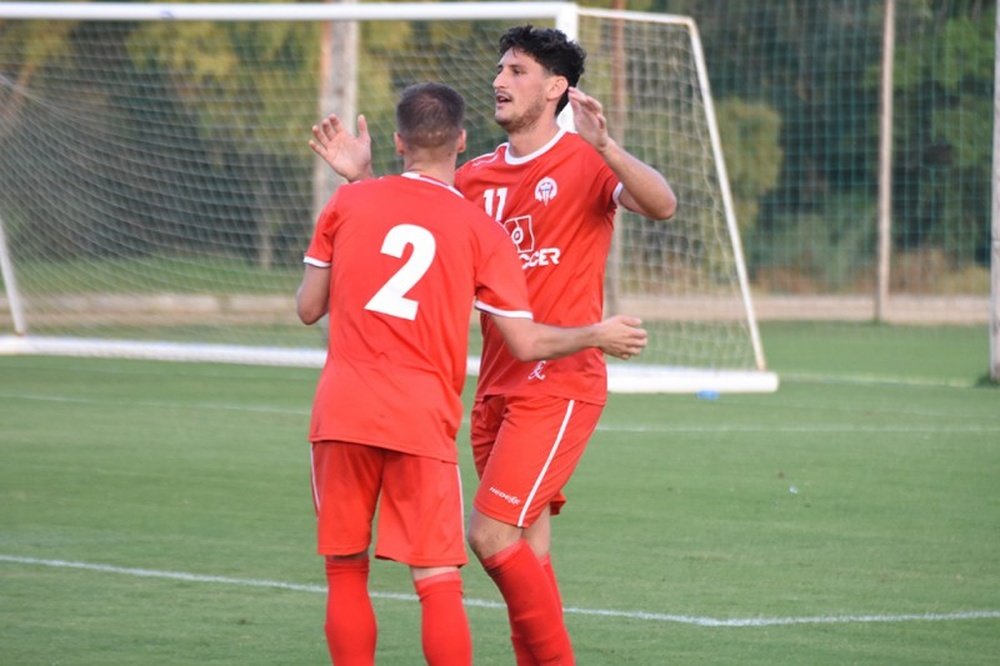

{"left": 457, "top": 26, "right": 678, "bottom": 665}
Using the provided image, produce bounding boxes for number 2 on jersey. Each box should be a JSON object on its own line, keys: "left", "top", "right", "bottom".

{"left": 364, "top": 224, "right": 436, "bottom": 321}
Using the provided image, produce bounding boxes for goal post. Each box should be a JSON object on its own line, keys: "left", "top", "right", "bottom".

{"left": 0, "top": 1, "right": 777, "bottom": 393}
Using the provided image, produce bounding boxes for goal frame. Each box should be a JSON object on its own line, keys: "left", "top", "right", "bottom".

{"left": 0, "top": 1, "right": 777, "bottom": 394}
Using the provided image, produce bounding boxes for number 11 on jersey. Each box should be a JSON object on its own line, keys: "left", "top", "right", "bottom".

{"left": 483, "top": 187, "right": 508, "bottom": 222}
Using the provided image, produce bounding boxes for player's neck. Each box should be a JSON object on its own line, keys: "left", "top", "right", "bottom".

{"left": 402, "top": 159, "right": 456, "bottom": 185}
{"left": 505, "top": 118, "right": 561, "bottom": 159}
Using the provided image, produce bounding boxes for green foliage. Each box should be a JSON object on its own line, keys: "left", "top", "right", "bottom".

{"left": 890, "top": 5, "right": 994, "bottom": 266}
{"left": 1, "top": 3, "right": 995, "bottom": 296}
{"left": 639, "top": 0, "right": 994, "bottom": 291}
{"left": 750, "top": 192, "right": 877, "bottom": 293}
{"left": 715, "top": 98, "right": 783, "bottom": 233}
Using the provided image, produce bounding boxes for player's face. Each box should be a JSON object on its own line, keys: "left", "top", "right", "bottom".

{"left": 492, "top": 48, "right": 559, "bottom": 134}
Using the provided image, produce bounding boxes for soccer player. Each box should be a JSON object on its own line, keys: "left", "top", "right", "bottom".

{"left": 460, "top": 27, "right": 675, "bottom": 665}
{"left": 298, "top": 82, "right": 648, "bottom": 666}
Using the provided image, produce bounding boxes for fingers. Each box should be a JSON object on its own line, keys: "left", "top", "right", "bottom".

{"left": 612, "top": 314, "right": 643, "bottom": 328}
{"left": 311, "top": 114, "right": 347, "bottom": 145}
{"left": 568, "top": 87, "right": 603, "bottom": 114}
{"left": 600, "top": 318, "right": 648, "bottom": 360}
{"left": 357, "top": 113, "right": 369, "bottom": 138}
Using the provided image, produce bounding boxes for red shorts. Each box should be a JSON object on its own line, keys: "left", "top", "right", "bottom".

{"left": 310, "top": 441, "right": 467, "bottom": 567}
{"left": 471, "top": 394, "right": 603, "bottom": 528}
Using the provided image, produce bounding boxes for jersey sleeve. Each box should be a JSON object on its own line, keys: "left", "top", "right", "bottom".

{"left": 303, "top": 191, "right": 341, "bottom": 267}
{"left": 473, "top": 224, "right": 533, "bottom": 320}
{"left": 592, "top": 151, "right": 622, "bottom": 216}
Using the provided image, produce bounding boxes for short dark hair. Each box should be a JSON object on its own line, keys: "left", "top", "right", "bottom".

{"left": 396, "top": 82, "right": 465, "bottom": 149}
{"left": 499, "top": 25, "right": 586, "bottom": 114}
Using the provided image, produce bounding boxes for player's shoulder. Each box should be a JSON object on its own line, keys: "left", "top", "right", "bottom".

{"left": 454, "top": 198, "right": 509, "bottom": 243}
{"left": 460, "top": 144, "right": 507, "bottom": 172}
{"left": 560, "top": 130, "right": 603, "bottom": 158}
{"left": 328, "top": 175, "right": 390, "bottom": 203}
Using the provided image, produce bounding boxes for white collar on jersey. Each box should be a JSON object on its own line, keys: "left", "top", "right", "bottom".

{"left": 502, "top": 128, "right": 568, "bottom": 165}
{"left": 401, "top": 171, "right": 464, "bottom": 198}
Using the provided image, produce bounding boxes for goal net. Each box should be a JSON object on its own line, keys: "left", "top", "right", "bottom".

{"left": 0, "top": 2, "right": 777, "bottom": 393}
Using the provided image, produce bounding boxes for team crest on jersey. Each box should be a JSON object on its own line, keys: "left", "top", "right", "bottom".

{"left": 534, "top": 177, "right": 558, "bottom": 205}
{"left": 528, "top": 360, "right": 548, "bottom": 381}
{"left": 502, "top": 215, "right": 535, "bottom": 254}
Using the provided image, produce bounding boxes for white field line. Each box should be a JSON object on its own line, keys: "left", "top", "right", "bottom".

{"left": 595, "top": 423, "right": 1000, "bottom": 434}
{"left": 778, "top": 371, "right": 982, "bottom": 389}
{"left": 1, "top": 392, "right": 999, "bottom": 435}
{"left": 2, "top": 555, "right": 998, "bottom": 628}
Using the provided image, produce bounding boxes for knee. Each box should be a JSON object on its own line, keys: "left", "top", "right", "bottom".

{"left": 466, "top": 511, "right": 518, "bottom": 561}
{"left": 466, "top": 525, "right": 491, "bottom": 560}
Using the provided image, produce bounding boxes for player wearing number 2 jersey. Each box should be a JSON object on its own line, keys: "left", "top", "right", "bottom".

{"left": 297, "top": 83, "right": 647, "bottom": 666}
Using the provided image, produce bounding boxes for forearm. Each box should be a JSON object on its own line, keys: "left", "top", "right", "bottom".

{"left": 296, "top": 266, "right": 330, "bottom": 325}
{"left": 518, "top": 323, "right": 599, "bottom": 362}
{"left": 601, "top": 139, "right": 677, "bottom": 220}
{"left": 296, "top": 288, "right": 328, "bottom": 325}
{"left": 492, "top": 314, "right": 645, "bottom": 362}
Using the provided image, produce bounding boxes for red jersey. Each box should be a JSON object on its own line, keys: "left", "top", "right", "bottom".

{"left": 456, "top": 130, "right": 622, "bottom": 404}
{"left": 304, "top": 172, "right": 533, "bottom": 463}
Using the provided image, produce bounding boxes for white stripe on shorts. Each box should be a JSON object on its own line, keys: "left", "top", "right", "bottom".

{"left": 517, "top": 399, "right": 575, "bottom": 527}
{"left": 309, "top": 445, "right": 321, "bottom": 514}
{"left": 456, "top": 464, "right": 466, "bottom": 541}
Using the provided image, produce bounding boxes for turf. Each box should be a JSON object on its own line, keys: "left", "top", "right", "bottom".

{"left": 1, "top": 323, "right": 998, "bottom": 664}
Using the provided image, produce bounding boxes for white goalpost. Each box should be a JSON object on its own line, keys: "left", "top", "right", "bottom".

{"left": 0, "top": 1, "right": 777, "bottom": 393}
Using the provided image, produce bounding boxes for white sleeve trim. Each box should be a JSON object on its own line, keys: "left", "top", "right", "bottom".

{"left": 475, "top": 300, "right": 533, "bottom": 319}
{"left": 612, "top": 181, "right": 625, "bottom": 206}
{"left": 303, "top": 256, "right": 331, "bottom": 268}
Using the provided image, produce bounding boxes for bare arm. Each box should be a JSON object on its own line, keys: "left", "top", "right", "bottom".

{"left": 309, "top": 113, "right": 375, "bottom": 183}
{"left": 296, "top": 264, "right": 330, "bottom": 325}
{"left": 569, "top": 87, "right": 677, "bottom": 220}
{"left": 489, "top": 314, "right": 647, "bottom": 362}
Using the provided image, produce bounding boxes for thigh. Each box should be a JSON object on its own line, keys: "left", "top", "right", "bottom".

{"left": 374, "top": 452, "right": 468, "bottom": 568}
{"left": 473, "top": 395, "right": 603, "bottom": 528}
{"left": 311, "top": 440, "right": 383, "bottom": 556}
{"left": 470, "top": 395, "right": 506, "bottom": 478}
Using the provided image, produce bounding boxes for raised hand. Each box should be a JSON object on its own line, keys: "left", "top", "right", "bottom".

{"left": 595, "top": 315, "right": 647, "bottom": 360}
{"left": 568, "top": 87, "right": 611, "bottom": 154}
{"left": 309, "top": 113, "right": 374, "bottom": 182}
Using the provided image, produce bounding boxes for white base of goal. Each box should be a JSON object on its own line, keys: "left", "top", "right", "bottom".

{"left": 0, "top": 335, "right": 779, "bottom": 393}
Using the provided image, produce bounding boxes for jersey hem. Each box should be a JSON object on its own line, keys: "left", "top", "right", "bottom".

{"left": 474, "top": 386, "right": 608, "bottom": 407}
{"left": 309, "top": 435, "right": 458, "bottom": 465}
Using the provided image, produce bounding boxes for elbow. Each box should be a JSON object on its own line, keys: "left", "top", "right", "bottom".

{"left": 653, "top": 193, "right": 678, "bottom": 221}
{"left": 506, "top": 333, "right": 545, "bottom": 362}
{"left": 297, "top": 302, "right": 325, "bottom": 326}
{"left": 509, "top": 342, "right": 538, "bottom": 363}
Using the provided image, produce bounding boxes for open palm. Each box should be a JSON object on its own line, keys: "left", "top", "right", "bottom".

{"left": 309, "top": 113, "right": 373, "bottom": 182}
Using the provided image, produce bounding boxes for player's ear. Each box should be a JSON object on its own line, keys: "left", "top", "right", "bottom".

{"left": 547, "top": 75, "right": 569, "bottom": 104}
{"left": 456, "top": 129, "right": 467, "bottom": 155}
{"left": 393, "top": 131, "right": 405, "bottom": 156}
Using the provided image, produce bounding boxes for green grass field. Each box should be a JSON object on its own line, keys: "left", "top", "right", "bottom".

{"left": 1, "top": 323, "right": 998, "bottom": 664}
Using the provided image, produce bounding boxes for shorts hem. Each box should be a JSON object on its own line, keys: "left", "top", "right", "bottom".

{"left": 374, "top": 552, "right": 468, "bottom": 568}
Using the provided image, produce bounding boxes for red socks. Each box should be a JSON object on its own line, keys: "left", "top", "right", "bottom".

{"left": 482, "top": 541, "right": 573, "bottom": 665}
{"left": 414, "top": 571, "right": 473, "bottom": 665}
{"left": 324, "top": 557, "right": 377, "bottom": 665}
{"left": 324, "top": 559, "right": 471, "bottom": 666}
{"left": 510, "top": 553, "right": 565, "bottom": 665}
